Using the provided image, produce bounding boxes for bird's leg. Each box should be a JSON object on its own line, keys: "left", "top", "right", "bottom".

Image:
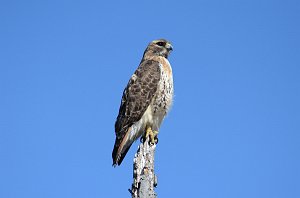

{"left": 145, "top": 126, "right": 159, "bottom": 145}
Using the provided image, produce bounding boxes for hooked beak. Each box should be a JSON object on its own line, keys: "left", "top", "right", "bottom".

{"left": 166, "top": 43, "right": 173, "bottom": 51}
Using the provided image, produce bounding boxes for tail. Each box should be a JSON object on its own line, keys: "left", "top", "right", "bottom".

{"left": 112, "top": 127, "right": 134, "bottom": 166}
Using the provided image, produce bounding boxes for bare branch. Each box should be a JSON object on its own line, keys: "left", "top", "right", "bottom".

{"left": 130, "top": 137, "right": 157, "bottom": 198}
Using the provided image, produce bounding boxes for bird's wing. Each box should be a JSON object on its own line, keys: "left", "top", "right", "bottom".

{"left": 112, "top": 59, "right": 161, "bottom": 165}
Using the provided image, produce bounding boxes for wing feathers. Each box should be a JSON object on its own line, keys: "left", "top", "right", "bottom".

{"left": 112, "top": 60, "right": 161, "bottom": 166}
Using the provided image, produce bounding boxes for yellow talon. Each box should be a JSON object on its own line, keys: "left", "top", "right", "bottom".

{"left": 145, "top": 126, "right": 159, "bottom": 145}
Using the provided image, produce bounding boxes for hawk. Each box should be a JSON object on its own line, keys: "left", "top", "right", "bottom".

{"left": 112, "top": 39, "right": 174, "bottom": 166}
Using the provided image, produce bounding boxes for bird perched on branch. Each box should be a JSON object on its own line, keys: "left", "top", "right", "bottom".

{"left": 112, "top": 39, "right": 174, "bottom": 166}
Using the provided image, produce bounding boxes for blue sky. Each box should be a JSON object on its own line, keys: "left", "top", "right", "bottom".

{"left": 1, "top": 0, "right": 299, "bottom": 197}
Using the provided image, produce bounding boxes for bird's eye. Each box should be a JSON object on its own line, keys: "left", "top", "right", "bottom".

{"left": 156, "top": 42, "right": 164, "bottom": 46}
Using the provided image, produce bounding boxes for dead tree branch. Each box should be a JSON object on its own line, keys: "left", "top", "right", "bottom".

{"left": 130, "top": 136, "right": 157, "bottom": 198}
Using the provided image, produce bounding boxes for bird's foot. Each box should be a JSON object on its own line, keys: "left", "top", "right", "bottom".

{"left": 145, "top": 126, "right": 159, "bottom": 145}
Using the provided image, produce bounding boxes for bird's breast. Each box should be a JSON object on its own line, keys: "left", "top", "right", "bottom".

{"left": 150, "top": 58, "right": 174, "bottom": 129}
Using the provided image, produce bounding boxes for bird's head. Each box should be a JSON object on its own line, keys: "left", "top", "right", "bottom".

{"left": 145, "top": 39, "right": 173, "bottom": 59}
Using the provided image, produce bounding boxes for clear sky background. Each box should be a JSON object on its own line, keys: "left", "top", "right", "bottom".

{"left": 1, "top": 0, "right": 299, "bottom": 197}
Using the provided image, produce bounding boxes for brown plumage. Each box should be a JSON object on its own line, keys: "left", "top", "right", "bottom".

{"left": 112, "top": 39, "right": 174, "bottom": 166}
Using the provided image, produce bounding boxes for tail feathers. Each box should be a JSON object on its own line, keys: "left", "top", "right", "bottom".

{"left": 112, "top": 128, "right": 133, "bottom": 166}
{"left": 112, "top": 143, "right": 132, "bottom": 166}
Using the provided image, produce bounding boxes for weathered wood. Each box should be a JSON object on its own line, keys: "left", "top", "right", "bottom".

{"left": 130, "top": 137, "right": 157, "bottom": 198}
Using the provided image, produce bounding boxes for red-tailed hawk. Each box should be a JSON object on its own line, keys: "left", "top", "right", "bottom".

{"left": 112, "top": 39, "right": 174, "bottom": 166}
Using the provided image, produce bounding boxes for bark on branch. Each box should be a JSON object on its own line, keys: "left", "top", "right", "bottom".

{"left": 130, "top": 136, "right": 157, "bottom": 198}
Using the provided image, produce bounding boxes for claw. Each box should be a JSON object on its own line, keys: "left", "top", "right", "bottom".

{"left": 154, "top": 136, "right": 159, "bottom": 144}
{"left": 145, "top": 126, "right": 158, "bottom": 145}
